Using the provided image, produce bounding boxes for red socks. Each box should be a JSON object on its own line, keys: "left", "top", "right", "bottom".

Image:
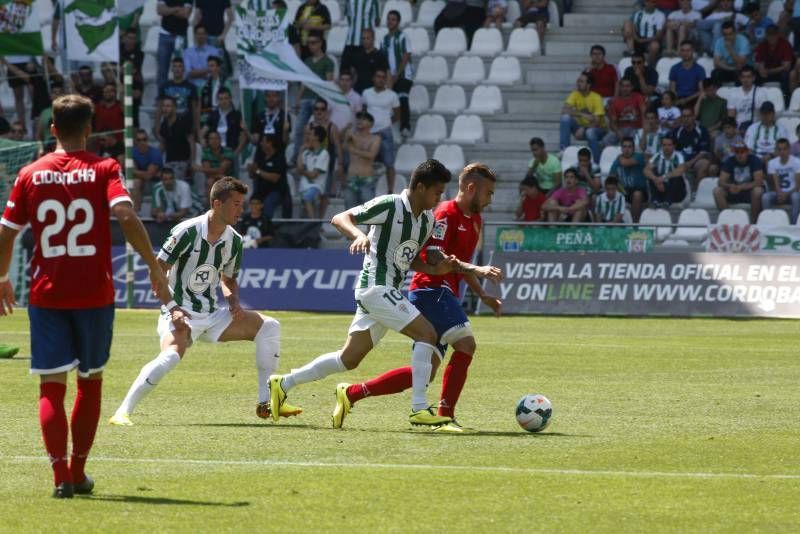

{"left": 347, "top": 367, "right": 412, "bottom": 404}
{"left": 39, "top": 382, "right": 70, "bottom": 486}
{"left": 70, "top": 379, "right": 102, "bottom": 484}
{"left": 438, "top": 351, "right": 473, "bottom": 418}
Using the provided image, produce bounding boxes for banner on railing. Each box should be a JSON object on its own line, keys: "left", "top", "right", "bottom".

{"left": 495, "top": 226, "right": 654, "bottom": 253}
{"left": 707, "top": 224, "right": 800, "bottom": 255}
{"left": 111, "top": 247, "right": 363, "bottom": 312}
{"left": 479, "top": 251, "right": 800, "bottom": 318}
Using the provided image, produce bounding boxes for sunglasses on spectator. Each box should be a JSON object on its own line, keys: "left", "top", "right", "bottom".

{"left": 308, "top": 39, "right": 321, "bottom": 45}
{"left": 11, "top": 129, "right": 24, "bottom": 134}
{"left": 632, "top": 60, "right": 643, "bottom": 64}
{"left": 135, "top": 137, "right": 148, "bottom": 141}
{"left": 314, "top": 106, "right": 326, "bottom": 111}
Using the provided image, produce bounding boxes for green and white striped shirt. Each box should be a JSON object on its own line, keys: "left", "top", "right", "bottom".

{"left": 634, "top": 129, "right": 663, "bottom": 158}
{"left": 595, "top": 191, "right": 626, "bottom": 222}
{"left": 157, "top": 213, "right": 244, "bottom": 315}
{"left": 351, "top": 191, "right": 434, "bottom": 290}
{"left": 631, "top": 9, "right": 665, "bottom": 39}
{"left": 650, "top": 150, "right": 685, "bottom": 177}
{"left": 382, "top": 30, "right": 413, "bottom": 80}
{"left": 345, "top": 0, "right": 380, "bottom": 46}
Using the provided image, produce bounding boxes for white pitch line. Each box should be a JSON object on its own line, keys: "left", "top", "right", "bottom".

{"left": 2, "top": 456, "right": 799, "bottom": 481}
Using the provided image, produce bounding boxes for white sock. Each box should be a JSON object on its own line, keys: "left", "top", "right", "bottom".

{"left": 411, "top": 342, "right": 435, "bottom": 412}
{"left": 116, "top": 350, "right": 181, "bottom": 415}
{"left": 282, "top": 352, "right": 345, "bottom": 392}
{"left": 255, "top": 318, "right": 280, "bottom": 403}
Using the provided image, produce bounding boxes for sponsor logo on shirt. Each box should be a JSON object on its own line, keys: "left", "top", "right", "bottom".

{"left": 432, "top": 220, "right": 447, "bottom": 240}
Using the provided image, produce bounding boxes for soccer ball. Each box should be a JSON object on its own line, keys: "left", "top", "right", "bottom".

{"left": 515, "top": 394, "right": 552, "bottom": 432}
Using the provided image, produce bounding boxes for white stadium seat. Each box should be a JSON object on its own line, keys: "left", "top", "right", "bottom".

{"left": 717, "top": 209, "right": 750, "bottom": 226}
{"left": 431, "top": 85, "right": 467, "bottom": 114}
{"left": 560, "top": 146, "right": 582, "bottom": 172}
{"left": 139, "top": 0, "right": 160, "bottom": 27}
{"left": 409, "top": 85, "right": 430, "bottom": 113}
{"left": 433, "top": 28, "right": 468, "bottom": 56}
{"left": 142, "top": 54, "right": 157, "bottom": 81}
{"left": 412, "top": 114, "right": 448, "bottom": 143}
{"left": 662, "top": 238, "right": 691, "bottom": 247}
{"left": 504, "top": 28, "right": 540, "bottom": 56}
{"left": 40, "top": 24, "right": 52, "bottom": 53}
{"left": 485, "top": 56, "right": 521, "bottom": 85}
{"left": 617, "top": 57, "right": 632, "bottom": 77}
{"left": 395, "top": 144, "right": 427, "bottom": 175}
{"left": 767, "top": 0, "right": 784, "bottom": 24}
{"left": 790, "top": 88, "right": 800, "bottom": 113}
{"left": 381, "top": 0, "right": 414, "bottom": 27}
{"left": 504, "top": 1, "right": 521, "bottom": 28}
{"left": 599, "top": 146, "right": 621, "bottom": 177}
{"left": 548, "top": 1, "right": 560, "bottom": 27}
{"left": 656, "top": 57, "right": 680, "bottom": 88}
{"left": 691, "top": 177, "right": 718, "bottom": 209}
{"left": 451, "top": 56, "right": 485, "bottom": 84}
{"left": 376, "top": 173, "right": 408, "bottom": 195}
{"left": 415, "top": 56, "right": 449, "bottom": 84}
{"left": 757, "top": 209, "right": 790, "bottom": 228}
{"left": 321, "top": 0, "right": 342, "bottom": 25}
{"left": 33, "top": 0, "right": 54, "bottom": 25}
{"left": 697, "top": 56, "right": 713, "bottom": 78}
{"left": 640, "top": 208, "right": 673, "bottom": 241}
{"left": 143, "top": 26, "right": 160, "bottom": 54}
{"left": 467, "top": 85, "right": 503, "bottom": 114}
{"left": 448, "top": 114, "right": 484, "bottom": 144}
{"left": 673, "top": 208, "right": 711, "bottom": 242}
{"left": 433, "top": 144, "right": 465, "bottom": 175}
{"left": 414, "top": 0, "right": 445, "bottom": 28}
{"left": 326, "top": 26, "right": 348, "bottom": 55}
{"left": 374, "top": 26, "right": 389, "bottom": 45}
{"left": 469, "top": 28, "right": 503, "bottom": 57}
{"left": 404, "top": 27, "right": 431, "bottom": 55}
{"left": 778, "top": 117, "right": 800, "bottom": 143}
{"left": 764, "top": 87, "right": 785, "bottom": 113}
{"left": 286, "top": 0, "right": 302, "bottom": 23}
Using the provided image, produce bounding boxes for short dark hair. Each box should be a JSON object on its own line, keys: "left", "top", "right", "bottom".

{"left": 662, "top": 90, "right": 676, "bottom": 101}
{"left": 581, "top": 72, "right": 594, "bottom": 87}
{"left": 311, "top": 125, "right": 327, "bottom": 143}
{"left": 207, "top": 55, "right": 222, "bottom": 66}
{"left": 682, "top": 105, "right": 695, "bottom": 114}
{"left": 722, "top": 117, "right": 737, "bottom": 128}
{"left": 679, "top": 39, "right": 694, "bottom": 48}
{"left": 262, "top": 134, "right": 280, "bottom": 147}
{"left": 388, "top": 9, "right": 401, "bottom": 21}
{"left": 308, "top": 29, "right": 324, "bottom": 41}
{"left": 273, "top": 0, "right": 286, "bottom": 7}
{"left": 217, "top": 87, "right": 232, "bottom": 97}
{"left": 563, "top": 168, "right": 578, "bottom": 180}
{"left": 590, "top": 45, "right": 606, "bottom": 56}
{"left": 529, "top": 137, "right": 544, "bottom": 148}
{"left": 721, "top": 20, "right": 735, "bottom": 32}
{"left": 702, "top": 78, "right": 719, "bottom": 89}
{"left": 355, "top": 111, "right": 374, "bottom": 123}
{"left": 161, "top": 167, "right": 175, "bottom": 178}
{"left": 459, "top": 162, "right": 496, "bottom": 184}
{"left": 521, "top": 176, "right": 539, "bottom": 189}
{"left": 361, "top": 27, "right": 375, "bottom": 37}
{"left": 315, "top": 97, "right": 328, "bottom": 109}
{"left": 409, "top": 159, "right": 452, "bottom": 189}
{"left": 373, "top": 67, "right": 387, "bottom": 76}
{"left": 621, "top": 136, "right": 635, "bottom": 145}
{"left": 630, "top": 52, "right": 645, "bottom": 61}
{"left": 194, "top": 24, "right": 207, "bottom": 33}
{"left": 52, "top": 94, "right": 94, "bottom": 139}
{"left": 161, "top": 95, "right": 177, "bottom": 105}
{"left": 605, "top": 175, "right": 619, "bottom": 187}
{"left": 171, "top": 57, "right": 184, "bottom": 65}
{"left": 777, "top": 138, "right": 790, "bottom": 147}
{"left": 577, "top": 148, "right": 592, "bottom": 159}
{"left": 740, "top": 65, "right": 756, "bottom": 76}
{"left": 210, "top": 176, "right": 249, "bottom": 204}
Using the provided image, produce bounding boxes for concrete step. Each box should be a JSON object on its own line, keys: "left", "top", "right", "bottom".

{"left": 572, "top": 5, "right": 633, "bottom": 14}
{"left": 563, "top": 13, "right": 625, "bottom": 28}
{"left": 507, "top": 96, "right": 569, "bottom": 114}
{"left": 527, "top": 68, "right": 580, "bottom": 86}
{"left": 546, "top": 40, "right": 626, "bottom": 56}
{"left": 488, "top": 127, "right": 559, "bottom": 145}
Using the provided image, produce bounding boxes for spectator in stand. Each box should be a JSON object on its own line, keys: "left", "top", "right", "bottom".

{"left": 383, "top": 10, "right": 414, "bottom": 140}
{"left": 587, "top": 45, "right": 618, "bottom": 101}
{"left": 603, "top": 77, "right": 647, "bottom": 148}
{"left": 695, "top": 78, "right": 728, "bottom": 137}
{"left": 609, "top": 136, "right": 649, "bottom": 222}
{"left": 305, "top": 98, "right": 344, "bottom": 208}
{"left": 623, "top": 0, "right": 665, "bottom": 66}
{"left": 559, "top": 72, "right": 606, "bottom": 163}
{"left": 526, "top": 137, "right": 562, "bottom": 193}
{"left": 205, "top": 88, "right": 248, "bottom": 157}
{"left": 575, "top": 147, "right": 602, "bottom": 198}
{"left": 657, "top": 90, "right": 681, "bottom": 135}
{"left": 342, "top": 111, "right": 381, "bottom": 209}
{"left": 789, "top": 0, "right": 800, "bottom": 56}
{"left": 669, "top": 40, "right": 706, "bottom": 107}
{"left": 131, "top": 130, "right": 163, "bottom": 213}
{"left": 542, "top": 168, "right": 589, "bottom": 222}
{"left": 727, "top": 66, "right": 767, "bottom": 131}
{"left": 93, "top": 82, "right": 124, "bottom": 156}
{"left": 744, "top": 101, "right": 788, "bottom": 164}
{"left": 252, "top": 90, "right": 291, "bottom": 149}
{"left": 622, "top": 52, "right": 659, "bottom": 100}
{"left": 674, "top": 105, "right": 712, "bottom": 188}
{"left": 151, "top": 167, "right": 192, "bottom": 223}
{"left": 342, "top": 0, "right": 380, "bottom": 71}
{"left": 714, "top": 117, "right": 744, "bottom": 166}
{"left": 296, "top": 125, "right": 330, "bottom": 218}
{"left": 199, "top": 130, "right": 235, "bottom": 196}
{"left": 291, "top": 31, "right": 334, "bottom": 163}
{"left": 363, "top": 69, "right": 400, "bottom": 193}
{"left": 183, "top": 25, "right": 221, "bottom": 90}
{"left": 655, "top": 0, "right": 678, "bottom": 14}
{"left": 763, "top": 138, "right": 800, "bottom": 223}
{"left": 294, "top": 0, "right": 332, "bottom": 59}
{"left": 516, "top": 176, "right": 546, "bottom": 221}
{"left": 157, "top": 95, "right": 195, "bottom": 184}
{"left": 645, "top": 136, "right": 688, "bottom": 207}
{"left": 73, "top": 65, "right": 102, "bottom": 103}
{"left": 341, "top": 28, "right": 388, "bottom": 95}
{"left": 711, "top": 21, "right": 751, "bottom": 85}
{"left": 635, "top": 109, "right": 663, "bottom": 159}
{"left": 696, "top": 0, "right": 747, "bottom": 55}
{"left": 8, "top": 121, "right": 25, "bottom": 141}
{"left": 238, "top": 197, "right": 275, "bottom": 249}
{"left": 664, "top": 0, "right": 701, "bottom": 56}
{"left": 155, "top": 57, "right": 200, "bottom": 138}
{"left": 514, "top": 0, "right": 550, "bottom": 49}
{"left": 35, "top": 79, "right": 65, "bottom": 149}
{"left": 792, "top": 124, "right": 800, "bottom": 157}
{"left": 714, "top": 140, "right": 764, "bottom": 220}
{"left": 249, "top": 134, "right": 292, "bottom": 219}
{"left": 192, "top": 0, "right": 234, "bottom": 48}
{"left": 485, "top": 0, "right": 508, "bottom": 28}
{"left": 742, "top": 3, "right": 773, "bottom": 45}
{"left": 755, "top": 25, "right": 792, "bottom": 107}
{"left": 199, "top": 56, "right": 231, "bottom": 125}
{"left": 594, "top": 176, "right": 626, "bottom": 223}
{"left": 156, "top": 0, "right": 193, "bottom": 91}
{"left": 119, "top": 28, "right": 144, "bottom": 127}
{"left": 329, "top": 72, "right": 363, "bottom": 135}
{"left": 274, "top": 0, "right": 303, "bottom": 57}
{"left": 434, "top": 0, "right": 486, "bottom": 47}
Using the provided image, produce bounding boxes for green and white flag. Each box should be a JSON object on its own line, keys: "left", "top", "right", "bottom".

{"left": 64, "top": 0, "right": 118, "bottom": 62}
{"left": 117, "top": 0, "right": 145, "bottom": 17}
{"left": 0, "top": 0, "right": 44, "bottom": 57}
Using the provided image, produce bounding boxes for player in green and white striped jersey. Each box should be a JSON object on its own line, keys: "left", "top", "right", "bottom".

{"left": 645, "top": 136, "right": 688, "bottom": 207}
{"left": 270, "top": 160, "right": 475, "bottom": 428}
{"left": 594, "top": 176, "right": 626, "bottom": 223}
{"left": 111, "top": 178, "right": 301, "bottom": 426}
{"left": 383, "top": 9, "right": 414, "bottom": 137}
{"left": 344, "top": 0, "right": 380, "bottom": 47}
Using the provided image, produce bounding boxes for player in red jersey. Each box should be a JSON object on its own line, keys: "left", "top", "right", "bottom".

{"left": 331, "top": 163, "right": 503, "bottom": 431}
{"left": 0, "top": 95, "right": 172, "bottom": 498}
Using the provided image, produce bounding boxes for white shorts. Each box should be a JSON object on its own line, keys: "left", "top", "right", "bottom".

{"left": 157, "top": 307, "right": 233, "bottom": 345}
{"left": 348, "top": 286, "right": 421, "bottom": 346}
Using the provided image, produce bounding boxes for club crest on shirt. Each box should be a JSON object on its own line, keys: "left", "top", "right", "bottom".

{"left": 432, "top": 220, "right": 447, "bottom": 240}
{"left": 188, "top": 264, "right": 219, "bottom": 294}
{"left": 394, "top": 240, "right": 419, "bottom": 271}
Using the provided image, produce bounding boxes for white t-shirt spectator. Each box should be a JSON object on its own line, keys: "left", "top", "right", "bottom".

{"left": 668, "top": 9, "right": 702, "bottom": 23}
{"left": 300, "top": 147, "right": 329, "bottom": 193}
{"left": 767, "top": 156, "right": 800, "bottom": 192}
{"left": 330, "top": 89, "right": 364, "bottom": 132}
{"left": 362, "top": 87, "right": 400, "bottom": 133}
{"left": 726, "top": 86, "right": 768, "bottom": 127}
{"left": 152, "top": 180, "right": 193, "bottom": 216}
{"left": 630, "top": 9, "right": 666, "bottom": 39}
{"left": 745, "top": 121, "right": 789, "bottom": 158}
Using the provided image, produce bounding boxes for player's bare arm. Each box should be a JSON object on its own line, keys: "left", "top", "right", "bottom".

{"left": 221, "top": 275, "right": 244, "bottom": 320}
{"left": 0, "top": 225, "right": 20, "bottom": 316}
{"left": 331, "top": 211, "right": 370, "bottom": 254}
{"left": 465, "top": 272, "right": 502, "bottom": 317}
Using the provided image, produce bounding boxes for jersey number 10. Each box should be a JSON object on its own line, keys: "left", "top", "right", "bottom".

{"left": 37, "top": 199, "right": 97, "bottom": 258}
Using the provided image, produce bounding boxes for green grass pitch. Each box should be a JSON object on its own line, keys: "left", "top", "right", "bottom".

{"left": 1, "top": 310, "right": 799, "bottom": 532}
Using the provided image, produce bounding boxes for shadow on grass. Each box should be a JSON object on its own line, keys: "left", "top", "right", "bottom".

{"left": 81, "top": 494, "right": 250, "bottom": 507}
{"left": 176, "top": 423, "right": 318, "bottom": 429}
